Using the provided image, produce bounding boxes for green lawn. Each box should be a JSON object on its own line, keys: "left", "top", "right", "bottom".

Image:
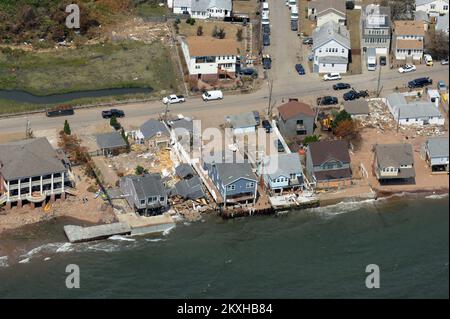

{"left": 0, "top": 40, "right": 179, "bottom": 96}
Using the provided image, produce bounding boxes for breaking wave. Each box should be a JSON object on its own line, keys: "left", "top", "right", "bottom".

{"left": 0, "top": 256, "right": 8, "bottom": 268}
{"left": 109, "top": 235, "right": 136, "bottom": 242}
{"left": 308, "top": 198, "right": 377, "bottom": 217}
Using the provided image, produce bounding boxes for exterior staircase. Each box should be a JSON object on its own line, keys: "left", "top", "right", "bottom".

{"left": 0, "top": 193, "right": 6, "bottom": 205}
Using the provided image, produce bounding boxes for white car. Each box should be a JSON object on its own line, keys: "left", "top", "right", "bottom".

{"left": 441, "top": 58, "right": 449, "bottom": 65}
{"left": 323, "top": 73, "right": 342, "bottom": 81}
{"left": 162, "top": 94, "right": 185, "bottom": 104}
{"left": 398, "top": 64, "right": 416, "bottom": 73}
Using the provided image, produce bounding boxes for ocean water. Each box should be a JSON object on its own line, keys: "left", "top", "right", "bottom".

{"left": 0, "top": 196, "right": 448, "bottom": 299}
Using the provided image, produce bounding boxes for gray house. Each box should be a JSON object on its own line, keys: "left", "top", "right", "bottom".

{"left": 119, "top": 174, "right": 168, "bottom": 215}
{"left": 95, "top": 131, "right": 127, "bottom": 156}
{"left": 260, "top": 153, "right": 305, "bottom": 194}
{"left": 361, "top": 4, "right": 391, "bottom": 57}
{"left": 226, "top": 112, "right": 258, "bottom": 134}
{"left": 138, "top": 119, "right": 171, "bottom": 149}
{"left": 204, "top": 162, "right": 258, "bottom": 206}
{"left": 277, "top": 101, "right": 315, "bottom": 139}
{"left": 306, "top": 140, "right": 352, "bottom": 188}
{"left": 424, "top": 136, "right": 449, "bottom": 173}
{"left": 374, "top": 144, "right": 415, "bottom": 183}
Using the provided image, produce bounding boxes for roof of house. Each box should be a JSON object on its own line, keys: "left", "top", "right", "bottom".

{"left": 396, "top": 39, "right": 424, "bottom": 49}
{"left": 227, "top": 112, "right": 257, "bottom": 129}
{"left": 426, "top": 136, "right": 449, "bottom": 158}
{"left": 375, "top": 143, "right": 414, "bottom": 167}
{"left": 436, "top": 13, "right": 449, "bottom": 31}
{"left": 308, "top": 140, "right": 351, "bottom": 165}
{"left": 169, "top": 118, "right": 194, "bottom": 134}
{"left": 364, "top": 5, "right": 391, "bottom": 28}
{"left": 95, "top": 131, "right": 127, "bottom": 150}
{"left": 122, "top": 174, "right": 166, "bottom": 199}
{"left": 309, "top": 0, "right": 346, "bottom": 16}
{"left": 312, "top": 20, "right": 350, "bottom": 50}
{"left": 174, "top": 0, "right": 192, "bottom": 7}
{"left": 318, "top": 56, "right": 348, "bottom": 64}
{"left": 314, "top": 168, "right": 352, "bottom": 181}
{"left": 393, "top": 20, "right": 425, "bottom": 36}
{"left": 416, "top": 0, "right": 449, "bottom": 6}
{"left": 172, "top": 176, "right": 205, "bottom": 200}
{"left": 343, "top": 99, "right": 370, "bottom": 115}
{"left": 140, "top": 119, "right": 170, "bottom": 139}
{"left": 397, "top": 102, "right": 442, "bottom": 119}
{"left": 175, "top": 163, "right": 197, "bottom": 179}
{"left": 0, "top": 137, "right": 67, "bottom": 181}
{"left": 262, "top": 153, "right": 303, "bottom": 180}
{"left": 415, "top": 10, "right": 430, "bottom": 22}
{"left": 206, "top": 162, "right": 257, "bottom": 185}
{"left": 386, "top": 93, "right": 407, "bottom": 106}
{"left": 185, "top": 36, "right": 239, "bottom": 57}
{"left": 191, "top": 0, "right": 232, "bottom": 11}
{"left": 278, "top": 101, "right": 315, "bottom": 120}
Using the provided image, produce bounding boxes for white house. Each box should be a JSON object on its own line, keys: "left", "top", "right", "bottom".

{"left": 385, "top": 93, "right": 445, "bottom": 125}
{"left": 415, "top": 0, "right": 449, "bottom": 17}
{"left": 308, "top": 0, "right": 347, "bottom": 27}
{"left": 392, "top": 20, "right": 425, "bottom": 62}
{"left": 181, "top": 36, "right": 239, "bottom": 83}
{"left": 172, "top": 0, "right": 232, "bottom": 19}
{"left": 226, "top": 112, "right": 257, "bottom": 135}
{"left": 312, "top": 21, "right": 350, "bottom": 73}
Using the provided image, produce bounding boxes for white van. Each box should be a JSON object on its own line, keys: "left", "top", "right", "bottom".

{"left": 290, "top": 5, "right": 299, "bottom": 20}
{"left": 288, "top": 0, "right": 297, "bottom": 8}
{"left": 323, "top": 73, "right": 342, "bottom": 81}
{"left": 202, "top": 90, "right": 223, "bottom": 101}
{"left": 261, "top": 11, "right": 270, "bottom": 25}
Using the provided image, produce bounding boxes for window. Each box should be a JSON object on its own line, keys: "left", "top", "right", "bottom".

{"left": 297, "top": 119, "right": 303, "bottom": 125}
{"left": 246, "top": 182, "right": 255, "bottom": 188}
{"left": 160, "top": 196, "right": 165, "bottom": 202}
{"left": 140, "top": 200, "right": 145, "bottom": 205}
{"left": 227, "top": 184, "right": 235, "bottom": 191}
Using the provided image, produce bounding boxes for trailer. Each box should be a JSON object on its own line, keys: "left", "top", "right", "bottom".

{"left": 46, "top": 105, "right": 74, "bottom": 117}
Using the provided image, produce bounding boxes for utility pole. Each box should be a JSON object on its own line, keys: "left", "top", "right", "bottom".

{"left": 25, "top": 118, "right": 33, "bottom": 139}
{"left": 396, "top": 108, "right": 400, "bottom": 133}
{"left": 267, "top": 78, "right": 274, "bottom": 118}
{"left": 163, "top": 102, "right": 169, "bottom": 123}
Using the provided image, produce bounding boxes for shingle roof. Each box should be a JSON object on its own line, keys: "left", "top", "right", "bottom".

{"left": 426, "top": 136, "right": 449, "bottom": 158}
{"left": 393, "top": 20, "right": 425, "bottom": 36}
{"left": 309, "top": 0, "right": 346, "bottom": 16}
{"left": 318, "top": 56, "right": 348, "bottom": 64}
{"left": 227, "top": 112, "right": 257, "bottom": 129}
{"left": 308, "top": 140, "right": 350, "bottom": 165}
{"left": 123, "top": 174, "right": 166, "bottom": 200}
{"left": 278, "top": 101, "right": 315, "bottom": 120}
{"left": 375, "top": 144, "right": 414, "bottom": 167}
{"left": 95, "top": 132, "right": 127, "bottom": 150}
{"left": 312, "top": 20, "right": 350, "bottom": 50}
{"left": 206, "top": 162, "right": 257, "bottom": 185}
{"left": 262, "top": 153, "right": 303, "bottom": 180}
{"left": 191, "top": 0, "right": 232, "bottom": 11}
{"left": 397, "top": 102, "right": 442, "bottom": 119}
{"left": 140, "top": 119, "right": 170, "bottom": 139}
{"left": 416, "top": 0, "right": 449, "bottom": 6}
{"left": 172, "top": 176, "right": 205, "bottom": 200}
{"left": 386, "top": 93, "right": 407, "bottom": 107}
{"left": 185, "top": 36, "right": 239, "bottom": 57}
{"left": 396, "top": 39, "right": 424, "bottom": 49}
{"left": 343, "top": 99, "right": 370, "bottom": 115}
{"left": 314, "top": 168, "right": 352, "bottom": 181}
{"left": 175, "top": 163, "right": 197, "bottom": 179}
{"left": 0, "top": 137, "right": 67, "bottom": 181}
{"left": 415, "top": 10, "right": 430, "bottom": 22}
{"left": 173, "top": 0, "right": 191, "bottom": 7}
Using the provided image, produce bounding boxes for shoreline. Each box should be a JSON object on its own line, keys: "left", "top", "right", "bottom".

{"left": 1, "top": 186, "right": 447, "bottom": 237}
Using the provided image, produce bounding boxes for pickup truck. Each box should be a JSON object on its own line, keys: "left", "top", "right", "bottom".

{"left": 162, "top": 94, "right": 186, "bottom": 104}
{"left": 102, "top": 109, "right": 125, "bottom": 119}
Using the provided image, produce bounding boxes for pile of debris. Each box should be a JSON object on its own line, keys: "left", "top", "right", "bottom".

{"left": 359, "top": 100, "right": 396, "bottom": 131}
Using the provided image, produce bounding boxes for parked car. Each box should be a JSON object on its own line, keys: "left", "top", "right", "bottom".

{"left": 333, "top": 82, "right": 351, "bottom": 90}
{"left": 263, "top": 34, "right": 270, "bottom": 46}
{"left": 302, "top": 37, "right": 313, "bottom": 45}
{"left": 290, "top": 20, "right": 298, "bottom": 31}
{"left": 102, "top": 109, "right": 125, "bottom": 119}
{"left": 343, "top": 89, "right": 368, "bottom": 101}
{"left": 162, "top": 94, "right": 185, "bottom": 104}
{"left": 437, "top": 80, "right": 447, "bottom": 92}
{"left": 323, "top": 73, "right": 341, "bottom": 81}
{"left": 295, "top": 63, "right": 305, "bottom": 75}
{"left": 441, "top": 58, "right": 449, "bottom": 65}
{"left": 252, "top": 111, "right": 261, "bottom": 126}
{"left": 424, "top": 54, "right": 433, "bottom": 66}
{"left": 398, "top": 64, "right": 416, "bottom": 73}
{"left": 240, "top": 68, "right": 258, "bottom": 78}
{"left": 262, "top": 55, "right": 272, "bottom": 69}
{"left": 263, "top": 24, "right": 270, "bottom": 35}
{"left": 262, "top": 119, "right": 272, "bottom": 133}
{"left": 202, "top": 90, "right": 223, "bottom": 101}
{"left": 379, "top": 56, "right": 386, "bottom": 66}
{"left": 346, "top": 0, "right": 355, "bottom": 10}
{"left": 276, "top": 140, "right": 285, "bottom": 153}
{"left": 408, "top": 77, "right": 433, "bottom": 89}
{"left": 317, "top": 96, "right": 338, "bottom": 106}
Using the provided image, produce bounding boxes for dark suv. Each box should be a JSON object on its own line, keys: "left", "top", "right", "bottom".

{"left": 333, "top": 82, "right": 351, "bottom": 90}
{"left": 408, "top": 77, "right": 433, "bottom": 89}
{"left": 343, "top": 89, "right": 368, "bottom": 101}
{"left": 262, "top": 119, "right": 272, "bottom": 133}
{"left": 102, "top": 109, "right": 125, "bottom": 119}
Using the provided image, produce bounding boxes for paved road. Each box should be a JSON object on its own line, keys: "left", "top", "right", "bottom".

{"left": 0, "top": 0, "right": 448, "bottom": 135}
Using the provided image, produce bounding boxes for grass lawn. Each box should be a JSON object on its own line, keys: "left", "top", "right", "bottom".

{"left": 347, "top": 9, "right": 362, "bottom": 75}
{"left": 299, "top": 0, "right": 314, "bottom": 36}
{"left": 0, "top": 40, "right": 180, "bottom": 96}
{"left": 136, "top": 3, "right": 170, "bottom": 17}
